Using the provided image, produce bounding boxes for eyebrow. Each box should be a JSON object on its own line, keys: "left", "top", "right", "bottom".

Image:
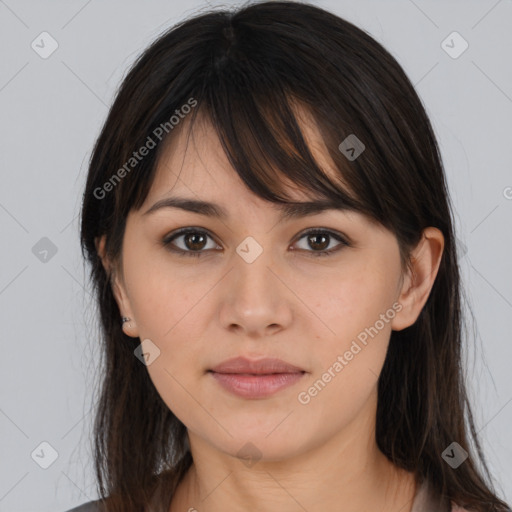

{"left": 143, "top": 196, "right": 355, "bottom": 221}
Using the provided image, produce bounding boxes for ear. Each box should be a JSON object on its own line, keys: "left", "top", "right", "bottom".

{"left": 95, "top": 235, "right": 139, "bottom": 338}
{"left": 391, "top": 227, "right": 445, "bottom": 331}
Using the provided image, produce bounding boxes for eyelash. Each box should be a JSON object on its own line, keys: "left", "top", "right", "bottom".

{"left": 162, "top": 227, "right": 350, "bottom": 258}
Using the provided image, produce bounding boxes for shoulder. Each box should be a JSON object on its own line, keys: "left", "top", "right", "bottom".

{"left": 412, "top": 479, "right": 475, "bottom": 512}
{"left": 62, "top": 499, "right": 104, "bottom": 512}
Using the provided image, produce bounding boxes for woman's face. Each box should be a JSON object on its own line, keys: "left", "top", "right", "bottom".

{"left": 109, "top": 113, "right": 411, "bottom": 463}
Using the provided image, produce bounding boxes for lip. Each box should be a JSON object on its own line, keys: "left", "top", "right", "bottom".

{"left": 210, "top": 356, "right": 305, "bottom": 374}
{"left": 208, "top": 357, "right": 306, "bottom": 399}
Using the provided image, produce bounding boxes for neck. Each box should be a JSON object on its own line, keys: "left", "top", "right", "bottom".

{"left": 169, "top": 392, "right": 417, "bottom": 512}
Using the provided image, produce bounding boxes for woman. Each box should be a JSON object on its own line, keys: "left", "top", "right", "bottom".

{"left": 71, "top": 1, "right": 511, "bottom": 511}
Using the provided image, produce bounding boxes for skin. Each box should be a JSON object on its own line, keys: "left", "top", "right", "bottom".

{"left": 97, "top": 108, "right": 444, "bottom": 512}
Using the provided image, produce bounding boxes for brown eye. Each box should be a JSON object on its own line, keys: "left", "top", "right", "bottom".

{"left": 307, "top": 233, "right": 329, "bottom": 251}
{"left": 163, "top": 227, "right": 350, "bottom": 259}
{"left": 183, "top": 232, "right": 207, "bottom": 251}
{"left": 163, "top": 228, "right": 219, "bottom": 257}
{"left": 293, "top": 229, "right": 349, "bottom": 257}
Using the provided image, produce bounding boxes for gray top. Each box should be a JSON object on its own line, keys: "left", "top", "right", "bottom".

{"left": 410, "top": 480, "right": 452, "bottom": 512}
{"left": 64, "top": 501, "right": 102, "bottom": 512}
{"left": 63, "top": 480, "right": 453, "bottom": 512}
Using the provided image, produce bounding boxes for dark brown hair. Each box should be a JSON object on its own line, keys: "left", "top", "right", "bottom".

{"left": 79, "top": 1, "right": 510, "bottom": 511}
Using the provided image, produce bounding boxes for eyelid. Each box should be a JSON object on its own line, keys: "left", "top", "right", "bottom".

{"left": 162, "top": 226, "right": 221, "bottom": 250}
{"left": 294, "top": 227, "right": 351, "bottom": 246}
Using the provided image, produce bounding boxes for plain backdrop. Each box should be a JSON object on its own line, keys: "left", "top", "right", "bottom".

{"left": 0, "top": 0, "right": 511, "bottom": 510}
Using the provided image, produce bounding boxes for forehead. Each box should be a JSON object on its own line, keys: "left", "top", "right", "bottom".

{"left": 146, "top": 105, "right": 344, "bottom": 205}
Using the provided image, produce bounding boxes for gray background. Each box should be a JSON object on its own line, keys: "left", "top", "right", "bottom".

{"left": 0, "top": 0, "right": 511, "bottom": 510}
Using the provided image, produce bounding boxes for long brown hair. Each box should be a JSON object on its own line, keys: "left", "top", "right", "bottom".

{"left": 79, "top": 2, "right": 510, "bottom": 511}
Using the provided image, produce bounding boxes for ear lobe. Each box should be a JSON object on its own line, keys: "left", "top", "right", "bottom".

{"left": 391, "top": 227, "right": 445, "bottom": 332}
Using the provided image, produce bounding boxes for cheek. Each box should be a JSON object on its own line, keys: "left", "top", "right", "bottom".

{"left": 302, "top": 262, "right": 398, "bottom": 397}
{"left": 316, "top": 263, "right": 397, "bottom": 340}
{"left": 122, "top": 245, "right": 204, "bottom": 339}
{"left": 124, "top": 261, "right": 208, "bottom": 425}
{"left": 296, "top": 296, "right": 394, "bottom": 434}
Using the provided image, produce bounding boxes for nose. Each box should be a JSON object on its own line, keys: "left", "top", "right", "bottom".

{"left": 219, "top": 245, "right": 294, "bottom": 339}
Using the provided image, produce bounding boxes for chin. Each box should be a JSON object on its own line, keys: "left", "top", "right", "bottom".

{"left": 200, "top": 422, "right": 317, "bottom": 465}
